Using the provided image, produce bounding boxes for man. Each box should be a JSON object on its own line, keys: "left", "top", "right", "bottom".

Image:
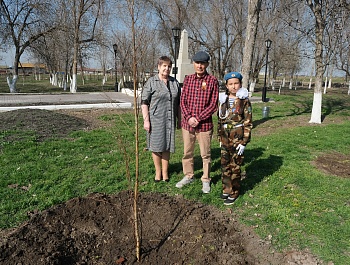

{"left": 175, "top": 51, "right": 219, "bottom": 193}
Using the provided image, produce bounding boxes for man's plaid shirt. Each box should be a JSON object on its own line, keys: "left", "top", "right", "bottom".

{"left": 180, "top": 72, "right": 219, "bottom": 132}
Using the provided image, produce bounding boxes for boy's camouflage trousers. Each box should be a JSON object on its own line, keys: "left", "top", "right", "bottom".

{"left": 219, "top": 126, "right": 244, "bottom": 198}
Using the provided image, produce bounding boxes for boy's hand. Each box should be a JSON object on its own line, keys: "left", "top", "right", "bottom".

{"left": 236, "top": 144, "right": 245, "bottom": 155}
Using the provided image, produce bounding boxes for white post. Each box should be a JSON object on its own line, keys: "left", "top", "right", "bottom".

{"left": 328, "top": 77, "right": 332, "bottom": 89}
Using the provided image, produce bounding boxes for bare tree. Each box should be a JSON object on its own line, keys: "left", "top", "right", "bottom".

{"left": 70, "top": 0, "right": 103, "bottom": 93}
{"left": 241, "top": 0, "right": 262, "bottom": 89}
{"left": 333, "top": 2, "right": 350, "bottom": 80}
{"left": 112, "top": 0, "right": 157, "bottom": 261}
{"left": 305, "top": 0, "right": 345, "bottom": 123}
{"left": 0, "top": 0, "right": 58, "bottom": 92}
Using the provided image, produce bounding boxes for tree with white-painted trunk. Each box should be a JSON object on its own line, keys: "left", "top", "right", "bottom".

{"left": 306, "top": 0, "right": 325, "bottom": 124}
{"left": 280, "top": 0, "right": 346, "bottom": 123}
{"left": 70, "top": 0, "right": 103, "bottom": 93}
{"left": 241, "top": 0, "right": 262, "bottom": 90}
{"left": 0, "top": 0, "right": 58, "bottom": 93}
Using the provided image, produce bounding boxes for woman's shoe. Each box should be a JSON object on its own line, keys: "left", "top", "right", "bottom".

{"left": 154, "top": 177, "right": 161, "bottom": 183}
{"left": 162, "top": 178, "right": 169, "bottom": 182}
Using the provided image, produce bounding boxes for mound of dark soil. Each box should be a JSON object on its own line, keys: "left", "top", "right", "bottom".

{"left": 0, "top": 191, "right": 321, "bottom": 265}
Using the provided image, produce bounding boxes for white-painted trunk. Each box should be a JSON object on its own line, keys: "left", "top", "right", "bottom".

{"left": 7, "top": 75, "right": 19, "bottom": 93}
{"left": 71, "top": 74, "right": 77, "bottom": 93}
{"left": 323, "top": 77, "right": 327, "bottom": 94}
{"left": 309, "top": 78, "right": 312, "bottom": 89}
{"left": 289, "top": 80, "right": 293, "bottom": 89}
{"left": 328, "top": 78, "right": 332, "bottom": 88}
{"left": 52, "top": 73, "right": 58, "bottom": 86}
{"left": 309, "top": 91, "right": 322, "bottom": 124}
{"left": 249, "top": 81, "right": 256, "bottom": 94}
{"left": 348, "top": 81, "right": 350, "bottom": 95}
{"left": 282, "top": 78, "right": 285, "bottom": 87}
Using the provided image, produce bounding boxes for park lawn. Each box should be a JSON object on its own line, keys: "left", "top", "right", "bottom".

{"left": 0, "top": 89, "right": 350, "bottom": 264}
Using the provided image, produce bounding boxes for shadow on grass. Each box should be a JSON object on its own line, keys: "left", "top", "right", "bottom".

{"left": 241, "top": 152, "right": 283, "bottom": 195}
{"left": 208, "top": 146, "right": 283, "bottom": 195}
{"left": 169, "top": 160, "right": 183, "bottom": 176}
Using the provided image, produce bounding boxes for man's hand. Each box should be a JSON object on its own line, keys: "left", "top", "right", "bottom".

{"left": 236, "top": 144, "right": 245, "bottom": 155}
{"left": 188, "top": 117, "right": 199, "bottom": 128}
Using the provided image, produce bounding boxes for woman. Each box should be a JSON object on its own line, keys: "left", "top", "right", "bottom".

{"left": 141, "top": 56, "right": 181, "bottom": 182}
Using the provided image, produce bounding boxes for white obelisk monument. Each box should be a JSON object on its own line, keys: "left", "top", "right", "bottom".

{"left": 175, "top": 30, "right": 193, "bottom": 84}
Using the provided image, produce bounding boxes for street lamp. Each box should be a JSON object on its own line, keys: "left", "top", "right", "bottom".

{"left": 113, "top": 43, "right": 118, "bottom": 92}
{"left": 262, "top": 39, "right": 272, "bottom": 102}
{"left": 171, "top": 27, "right": 181, "bottom": 80}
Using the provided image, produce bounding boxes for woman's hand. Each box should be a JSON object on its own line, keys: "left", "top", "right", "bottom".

{"left": 144, "top": 120, "right": 151, "bottom": 132}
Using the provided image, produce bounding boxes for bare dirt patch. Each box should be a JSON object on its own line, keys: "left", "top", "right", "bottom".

{"left": 0, "top": 108, "right": 333, "bottom": 265}
{"left": 312, "top": 152, "right": 350, "bottom": 178}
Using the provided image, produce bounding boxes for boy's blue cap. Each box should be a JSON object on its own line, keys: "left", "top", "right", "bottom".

{"left": 192, "top": 51, "right": 210, "bottom": 62}
{"left": 224, "top": 72, "right": 243, "bottom": 81}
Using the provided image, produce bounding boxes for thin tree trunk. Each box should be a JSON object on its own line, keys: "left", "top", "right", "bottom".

{"left": 241, "top": 0, "right": 262, "bottom": 92}
{"left": 128, "top": 0, "right": 140, "bottom": 261}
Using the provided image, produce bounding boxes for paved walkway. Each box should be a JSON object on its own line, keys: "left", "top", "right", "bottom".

{"left": 0, "top": 91, "right": 264, "bottom": 112}
{"left": 0, "top": 92, "right": 135, "bottom": 112}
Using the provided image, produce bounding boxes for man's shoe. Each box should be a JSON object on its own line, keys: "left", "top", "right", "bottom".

{"left": 202, "top": 181, "right": 211, "bottom": 193}
{"left": 175, "top": 176, "right": 194, "bottom": 188}
{"left": 220, "top": 193, "right": 229, "bottom": 199}
{"left": 223, "top": 197, "right": 237, "bottom": 205}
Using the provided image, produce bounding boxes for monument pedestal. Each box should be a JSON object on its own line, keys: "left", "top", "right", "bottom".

{"left": 172, "top": 30, "right": 193, "bottom": 84}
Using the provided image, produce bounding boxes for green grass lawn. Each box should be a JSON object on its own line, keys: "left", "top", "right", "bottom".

{"left": 0, "top": 88, "right": 350, "bottom": 264}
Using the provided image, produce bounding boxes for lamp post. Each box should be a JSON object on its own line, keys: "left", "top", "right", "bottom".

{"left": 113, "top": 43, "right": 118, "bottom": 92}
{"left": 262, "top": 39, "right": 272, "bottom": 102}
{"left": 171, "top": 27, "right": 181, "bottom": 80}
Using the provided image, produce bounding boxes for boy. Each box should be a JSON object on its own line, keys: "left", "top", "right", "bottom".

{"left": 218, "top": 72, "right": 253, "bottom": 205}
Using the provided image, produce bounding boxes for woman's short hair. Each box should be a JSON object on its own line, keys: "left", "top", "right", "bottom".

{"left": 158, "top": 56, "right": 172, "bottom": 66}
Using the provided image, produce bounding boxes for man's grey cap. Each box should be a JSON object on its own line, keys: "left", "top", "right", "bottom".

{"left": 192, "top": 51, "right": 210, "bottom": 62}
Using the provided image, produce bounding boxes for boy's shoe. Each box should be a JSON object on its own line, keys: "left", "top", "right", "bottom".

{"left": 220, "top": 193, "right": 229, "bottom": 199}
{"left": 223, "top": 197, "right": 237, "bottom": 205}
{"left": 175, "top": 176, "right": 194, "bottom": 188}
{"left": 202, "top": 182, "right": 211, "bottom": 193}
